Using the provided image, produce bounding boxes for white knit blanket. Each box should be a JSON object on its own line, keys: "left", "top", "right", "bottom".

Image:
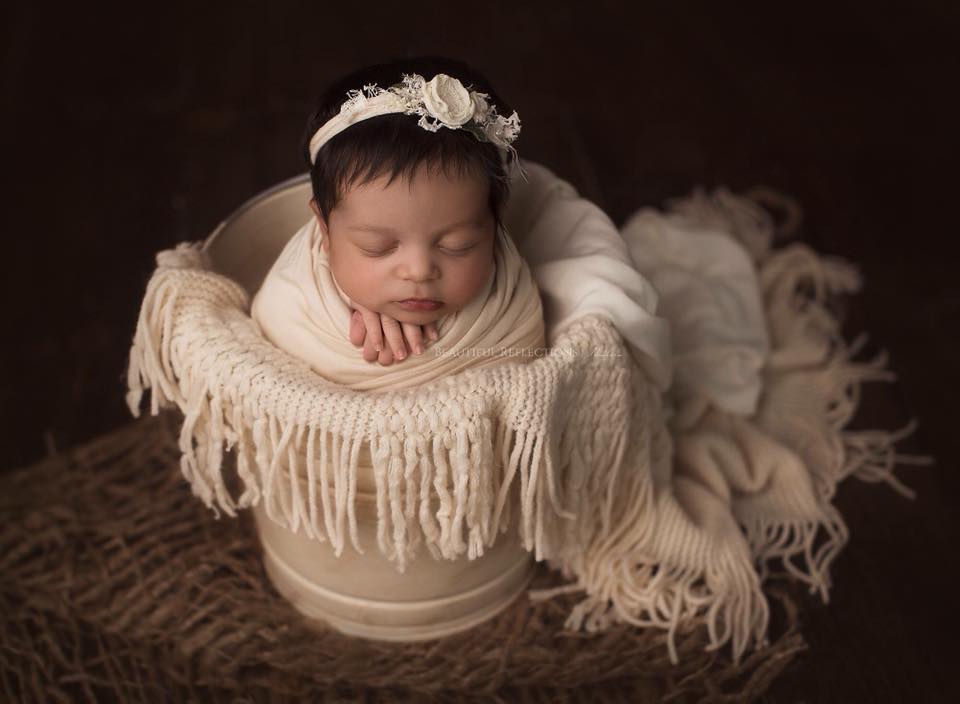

{"left": 126, "top": 182, "right": 921, "bottom": 666}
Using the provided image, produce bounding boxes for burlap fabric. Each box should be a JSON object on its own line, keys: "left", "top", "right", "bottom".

{"left": 1, "top": 410, "right": 806, "bottom": 703}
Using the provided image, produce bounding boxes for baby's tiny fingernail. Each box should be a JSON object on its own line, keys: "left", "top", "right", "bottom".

{"left": 413, "top": 344, "right": 423, "bottom": 355}
{"left": 374, "top": 342, "right": 382, "bottom": 352}
{"left": 396, "top": 348, "right": 406, "bottom": 359}
{"left": 428, "top": 329, "right": 438, "bottom": 341}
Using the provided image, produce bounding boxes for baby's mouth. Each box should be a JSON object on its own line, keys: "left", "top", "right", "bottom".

{"left": 396, "top": 299, "right": 442, "bottom": 311}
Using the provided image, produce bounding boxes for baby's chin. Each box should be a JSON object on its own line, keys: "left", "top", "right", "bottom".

{"left": 382, "top": 301, "right": 448, "bottom": 326}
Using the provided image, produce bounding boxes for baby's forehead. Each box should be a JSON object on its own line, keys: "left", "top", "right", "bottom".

{"left": 334, "top": 168, "right": 491, "bottom": 225}
{"left": 342, "top": 163, "right": 488, "bottom": 197}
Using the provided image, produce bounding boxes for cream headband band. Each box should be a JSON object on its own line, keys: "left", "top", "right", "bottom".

{"left": 308, "top": 72, "right": 525, "bottom": 178}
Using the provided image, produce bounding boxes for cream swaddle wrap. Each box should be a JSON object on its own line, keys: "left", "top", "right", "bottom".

{"left": 251, "top": 218, "right": 546, "bottom": 392}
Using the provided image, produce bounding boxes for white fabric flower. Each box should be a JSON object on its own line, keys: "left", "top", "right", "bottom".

{"left": 471, "top": 92, "right": 491, "bottom": 122}
{"left": 421, "top": 74, "right": 475, "bottom": 127}
{"left": 482, "top": 121, "right": 505, "bottom": 146}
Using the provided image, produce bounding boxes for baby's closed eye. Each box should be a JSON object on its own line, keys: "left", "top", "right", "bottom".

{"left": 439, "top": 242, "right": 479, "bottom": 255}
{"left": 356, "top": 240, "right": 480, "bottom": 257}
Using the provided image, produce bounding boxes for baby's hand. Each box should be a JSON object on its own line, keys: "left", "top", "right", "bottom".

{"left": 349, "top": 304, "right": 439, "bottom": 366}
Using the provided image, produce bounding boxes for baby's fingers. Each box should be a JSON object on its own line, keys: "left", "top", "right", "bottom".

{"left": 349, "top": 311, "right": 366, "bottom": 347}
{"left": 401, "top": 322, "right": 425, "bottom": 356}
{"left": 381, "top": 316, "right": 407, "bottom": 361}
{"left": 357, "top": 308, "right": 384, "bottom": 353}
{"left": 424, "top": 322, "right": 439, "bottom": 342}
{"left": 377, "top": 345, "right": 395, "bottom": 366}
{"left": 362, "top": 334, "right": 381, "bottom": 363}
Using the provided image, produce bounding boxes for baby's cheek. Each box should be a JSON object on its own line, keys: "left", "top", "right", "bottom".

{"left": 359, "top": 266, "right": 391, "bottom": 307}
{"left": 450, "top": 258, "right": 494, "bottom": 305}
{"left": 333, "top": 259, "right": 380, "bottom": 308}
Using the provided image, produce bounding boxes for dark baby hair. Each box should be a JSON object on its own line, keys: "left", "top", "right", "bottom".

{"left": 301, "top": 56, "right": 518, "bottom": 234}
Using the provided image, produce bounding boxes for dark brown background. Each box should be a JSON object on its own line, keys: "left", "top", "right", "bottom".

{"left": 2, "top": 1, "right": 957, "bottom": 701}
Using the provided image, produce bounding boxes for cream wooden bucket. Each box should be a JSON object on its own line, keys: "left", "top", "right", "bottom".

{"left": 204, "top": 174, "right": 534, "bottom": 641}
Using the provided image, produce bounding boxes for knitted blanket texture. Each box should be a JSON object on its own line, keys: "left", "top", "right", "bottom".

{"left": 125, "top": 186, "right": 922, "bottom": 666}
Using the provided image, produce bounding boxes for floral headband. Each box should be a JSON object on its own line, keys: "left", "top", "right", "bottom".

{"left": 308, "top": 72, "right": 526, "bottom": 179}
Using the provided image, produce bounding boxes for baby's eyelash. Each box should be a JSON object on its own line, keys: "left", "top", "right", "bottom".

{"left": 359, "top": 247, "right": 395, "bottom": 257}
{"left": 441, "top": 244, "right": 477, "bottom": 255}
{"left": 358, "top": 244, "right": 477, "bottom": 257}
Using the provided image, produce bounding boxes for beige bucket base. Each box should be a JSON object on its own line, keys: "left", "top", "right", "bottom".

{"left": 252, "top": 497, "right": 535, "bottom": 642}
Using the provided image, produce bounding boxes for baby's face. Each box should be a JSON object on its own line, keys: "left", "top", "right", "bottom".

{"left": 312, "top": 165, "right": 496, "bottom": 326}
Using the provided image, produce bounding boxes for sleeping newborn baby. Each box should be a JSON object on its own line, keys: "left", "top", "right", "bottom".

{"left": 251, "top": 62, "right": 545, "bottom": 392}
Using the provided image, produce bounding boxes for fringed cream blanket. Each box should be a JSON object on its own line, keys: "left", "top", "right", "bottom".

{"left": 126, "top": 177, "right": 925, "bottom": 666}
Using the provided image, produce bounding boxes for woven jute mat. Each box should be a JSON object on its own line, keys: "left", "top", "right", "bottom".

{"left": 0, "top": 412, "right": 805, "bottom": 703}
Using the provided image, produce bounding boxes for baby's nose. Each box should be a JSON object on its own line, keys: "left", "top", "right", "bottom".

{"left": 399, "top": 251, "right": 439, "bottom": 280}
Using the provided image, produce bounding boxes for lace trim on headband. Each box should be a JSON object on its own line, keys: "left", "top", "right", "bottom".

{"left": 309, "top": 72, "right": 525, "bottom": 179}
